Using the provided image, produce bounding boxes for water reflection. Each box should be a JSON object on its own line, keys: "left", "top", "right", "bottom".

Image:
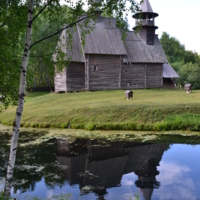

{"left": 0, "top": 133, "right": 65, "bottom": 195}
{"left": 56, "top": 139, "right": 169, "bottom": 200}
{"left": 0, "top": 132, "right": 171, "bottom": 199}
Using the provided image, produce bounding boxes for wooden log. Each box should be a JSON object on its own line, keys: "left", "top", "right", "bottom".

{"left": 89, "top": 55, "right": 120, "bottom": 90}
{"left": 121, "top": 63, "right": 145, "bottom": 89}
{"left": 67, "top": 62, "right": 85, "bottom": 91}
{"left": 146, "top": 64, "right": 162, "bottom": 88}
{"left": 119, "top": 56, "right": 121, "bottom": 89}
{"left": 54, "top": 66, "right": 67, "bottom": 92}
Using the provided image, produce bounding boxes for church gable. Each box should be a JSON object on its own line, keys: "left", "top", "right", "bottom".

{"left": 54, "top": 0, "right": 179, "bottom": 92}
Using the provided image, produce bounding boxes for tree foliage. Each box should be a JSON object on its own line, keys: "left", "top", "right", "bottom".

{"left": 0, "top": 0, "right": 141, "bottom": 107}
{"left": 160, "top": 32, "right": 200, "bottom": 89}
{"left": 27, "top": 6, "right": 71, "bottom": 89}
{"left": 0, "top": 0, "right": 28, "bottom": 108}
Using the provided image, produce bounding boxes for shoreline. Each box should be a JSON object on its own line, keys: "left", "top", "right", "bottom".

{"left": 1, "top": 124, "right": 200, "bottom": 144}
{"left": 1, "top": 112, "right": 200, "bottom": 131}
{"left": 1, "top": 90, "right": 200, "bottom": 132}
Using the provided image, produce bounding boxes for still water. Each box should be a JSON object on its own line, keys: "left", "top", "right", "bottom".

{"left": 1, "top": 131, "right": 200, "bottom": 200}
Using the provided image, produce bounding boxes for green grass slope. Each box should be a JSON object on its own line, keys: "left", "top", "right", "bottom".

{"left": 1, "top": 89, "right": 200, "bottom": 131}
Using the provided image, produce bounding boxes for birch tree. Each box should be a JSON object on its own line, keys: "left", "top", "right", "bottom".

{"left": 4, "top": 0, "right": 35, "bottom": 196}
{"left": 2, "top": 0, "right": 141, "bottom": 197}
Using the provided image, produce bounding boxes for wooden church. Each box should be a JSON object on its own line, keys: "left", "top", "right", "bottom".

{"left": 54, "top": 0, "right": 179, "bottom": 92}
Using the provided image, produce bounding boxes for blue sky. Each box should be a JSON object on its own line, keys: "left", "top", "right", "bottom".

{"left": 128, "top": 0, "right": 200, "bottom": 54}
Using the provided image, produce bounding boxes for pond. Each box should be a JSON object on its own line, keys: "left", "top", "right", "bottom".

{"left": 1, "top": 130, "right": 200, "bottom": 200}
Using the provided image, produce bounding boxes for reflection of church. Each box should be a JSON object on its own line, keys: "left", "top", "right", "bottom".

{"left": 56, "top": 138, "right": 169, "bottom": 200}
{"left": 128, "top": 145, "right": 167, "bottom": 200}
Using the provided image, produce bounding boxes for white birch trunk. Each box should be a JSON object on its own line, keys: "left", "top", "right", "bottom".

{"left": 4, "top": 0, "right": 34, "bottom": 196}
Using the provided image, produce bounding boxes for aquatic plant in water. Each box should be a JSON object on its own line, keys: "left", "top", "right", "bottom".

{"left": 0, "top": 191, "right": 11, "bottom": 200}
{"left": 129, "top": 190, "right": 141, "bottom": 200}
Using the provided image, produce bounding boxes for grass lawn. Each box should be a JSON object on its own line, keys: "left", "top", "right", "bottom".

{"left": 1, "top": 89, "right": 200, "bottom": 131}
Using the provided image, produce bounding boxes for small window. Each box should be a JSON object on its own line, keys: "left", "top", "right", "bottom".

{"left": 126, "top": 82, "right": 131, "bottom": 87}
{"left": 93, "top": 66, "right": 98, "bottom": 71}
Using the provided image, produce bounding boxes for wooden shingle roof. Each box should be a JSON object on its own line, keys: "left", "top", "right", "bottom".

{"left": 78, "top": 18, "right": 127, "bottom": 55}
{"left": 55, "top": 16, "right": 170, "bottom": 65}
{"left": 124, "top": 32, "right": 168, "bottom": 63}
{"left": 140, "top": 0, "right": 154, "bottom": 13}
{"left": 163, "top": 63, "right": 180, "bottom": 78}
{"left": 52, "top": 28, "right": 66, "bottom": 62}
{"left": 133, "top": 0, "right": 158, "bottom": 18}
{"left": 53, "top": 27, "right": 85, "bottom": 62}
{"left": 65, "top": 28, "right": 85, "bottom": 62}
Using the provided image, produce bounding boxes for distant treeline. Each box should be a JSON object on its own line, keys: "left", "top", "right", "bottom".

{"left": 160, "top": 32, "right": 200, "bottom": 89}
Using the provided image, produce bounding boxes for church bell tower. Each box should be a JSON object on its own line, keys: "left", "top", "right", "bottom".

{"left": 133, "top": 0, "right": 158, "bottom": 45}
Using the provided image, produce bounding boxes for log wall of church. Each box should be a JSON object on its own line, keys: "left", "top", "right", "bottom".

{"left": 67, "top": 62, "right": 85, "bottom": 91}
{"left": 146, "top": 64, "right": 163, "bottom": 88}
{"left": 89, "top": 55, "right": 120, "bottom": 90}
{"left": 121, "top": 63, "right": 163, "bottom": 89}
{"left": 121, "top": 63, "right": 145, "bottom": 89}
{"left": 54, "top": 60, "right": 163, "bottom": 92}
{"left": 54, "top": 66, "right": 67, "bottom": 92}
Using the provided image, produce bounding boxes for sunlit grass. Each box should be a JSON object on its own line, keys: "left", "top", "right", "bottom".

{"left": 1, "top": 89, "right": 200, "bottom": 131}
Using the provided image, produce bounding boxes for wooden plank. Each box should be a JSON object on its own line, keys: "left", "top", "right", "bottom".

{"left": 121, "top": 63, "right": 145, "bottom": 89}
{"left": 146, "top": 63, "right": 162, "bottom": 88}
{"left": 88, "top": 55, "right": 90, "bottom": 90}
{"left": 161, "top": 64, "right": 163, "bottom": 87}
{"left": 65, "top": 27, "right": 85, "bottom": 62}
{"left": 89, "top": 55, "right": 120, "bottom": 90}
{"left": 76, "top": 24, "right": 86, "bottom": 62}
{"left": 81, "top": 18, "right": 127, "bottom": 55}
{"left": 163, "top": 63, "right": 180, "bottom": 78}
{"left": 145, "top": 63, "right": 146, "bottom": 88}
{"left": 119, "top": 56, "right": 121, "bottom": 88}
{"left": 66, "top": 65, "right": 68, "bottom": 92}
{"left": 123, "top": 32, "right": 168, "bottom": 63}
{"left": 67, "top": 62, "right": 85, "bottom": 91}
{"left": 84, "top": 55, "right": 87, "bottom": 90}
{"left": 54, "top": 66, "right": 67, "bottom": 92}
{"left": 85, "top": 54, "right": 89, "bottom": 90}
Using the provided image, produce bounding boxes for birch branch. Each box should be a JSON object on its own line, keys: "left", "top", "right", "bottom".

{"left": 30, "top": 15, "right": 91, "bottom": 50}
{"left": 32, "top": 0, "right": 54, "bottom": 22}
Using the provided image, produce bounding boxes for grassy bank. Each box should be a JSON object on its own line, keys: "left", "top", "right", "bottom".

{"left": 1, "top": 89, "right": 200, "bottom": 131}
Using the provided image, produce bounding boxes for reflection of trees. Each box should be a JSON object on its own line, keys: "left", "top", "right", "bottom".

{"left": 0, "top": 133, "right": 67, "bottom": 194}
{"left": 13, "top": 137, "right": 68, "bottom": 193}
{"left": 0, "top": 133, "right": 11, "bottom": 179}
{"left": 0, "top": 132, "right": 169, "bottom": 199}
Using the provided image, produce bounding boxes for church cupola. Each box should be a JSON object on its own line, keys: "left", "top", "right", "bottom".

{"left": 133, "top": 0, "right": 158, "bottom": 45}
